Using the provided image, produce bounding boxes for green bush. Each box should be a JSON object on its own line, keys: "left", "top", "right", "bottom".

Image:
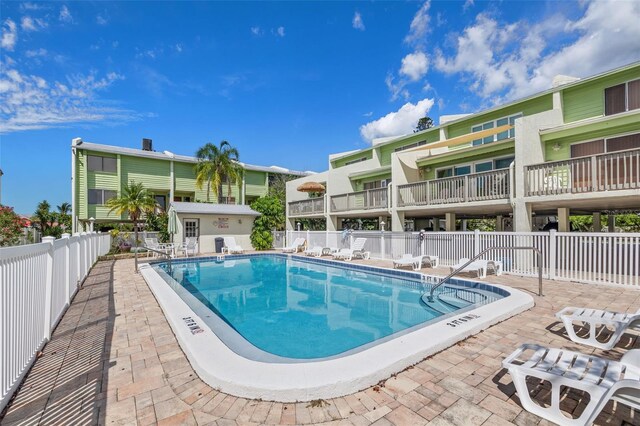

{"left": 250, "top": 196, "right": 284, "bottom": 250}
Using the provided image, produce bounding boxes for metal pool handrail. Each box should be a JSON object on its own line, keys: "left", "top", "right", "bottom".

{"left": 139, "top": 247, "right": 173, "bottom": 273}
{"left": 427, "top": 246, "right": 543, "bottom": 302}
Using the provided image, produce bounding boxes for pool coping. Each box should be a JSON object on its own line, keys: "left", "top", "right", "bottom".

{"left": 139, "top": 254, "right": 534, "bottom": 402}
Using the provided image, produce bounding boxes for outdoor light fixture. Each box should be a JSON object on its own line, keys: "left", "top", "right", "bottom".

{"left": 380, "top": 221, "right": 386, "bottom": 232}
{"left": 552, "top": 142, "right": 562, "bottom": 151}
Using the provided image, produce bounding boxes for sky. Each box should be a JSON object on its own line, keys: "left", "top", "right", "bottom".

{"left": 1, "top": 0, "right": 639, "bottom": 215}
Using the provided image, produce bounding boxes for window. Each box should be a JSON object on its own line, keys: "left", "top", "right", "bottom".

{"left": 437, "top": 165, "right": 471, "bottom": 178}
{"left": 494, "top": 157, "right": 515, "bottom": 169}
{"left": 475, "top": 161, "right": 493, "bottom": 173}
{"left": 435, "top": 156, "right": 514, "bottom": 179}
{"left": 571, "top": 140, "right": 605, "bottom": 158}
{"left": 605, "top": 79, "right": 640, "bottom": 116}
{"left": 606, "top": 133, "right": 640, "bottom": 153}
{"left": 344, "top": 157, "right": 368, "bottom": 166}
{"left": 87, "top": 155, "right": 117, "bottom": 172}
{"left": 363, "top": 179, "right": 391, "bottom": 190}
{"left": 88, "top": 189, "right": 117, "bottom": 205}
{"left": 219, "top": 196, "right": 236, "bottom": 204}
{"left": 154, "top": 195, "right": 166, "bottom": 211}
{"left": 570, "top": 132, "right": 640, "bottom": 158}
{"left": 174, "top": 196, "right": 192, "bottom": 202}
{"left": 394, "top": 140, "right": 427, "bottom": 152}
{"left": 471, "top": 113, "right": 521, "bottom": 146}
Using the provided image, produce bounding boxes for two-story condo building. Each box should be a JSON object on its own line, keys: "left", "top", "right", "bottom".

{"left": 286, "top": 62, "right": 640, "bottom": 233}
{"left": 72, "top": 138, "right": 308, "bottom": 232}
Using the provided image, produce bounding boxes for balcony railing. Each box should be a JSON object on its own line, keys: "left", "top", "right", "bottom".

{"left": 288, "top": 197, "right": 325, "bottom": 216}
{"left": 330, "top": 187, "right": 388, "bottom": 212}
{"left": 397, "top": 169, "right": 511, "bottom": 207}
{"left": 525, "top": 148, "right": 640, "bottom": 196}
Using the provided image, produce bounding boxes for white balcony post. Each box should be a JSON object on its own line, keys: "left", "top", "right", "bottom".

{"left": 306, "top": 230, "right": 310, "bottom": 247}
{"left": 590, "top": 155, "right": 598, "bottom": 191}
{"left": 464, "top": 176, "right": 469, "bottom": 202}
{"left": 549, "top": 229, "right": 557, "bottom": 280}
{"left": 42, "top": 236, "right": 55, "bottom": 341}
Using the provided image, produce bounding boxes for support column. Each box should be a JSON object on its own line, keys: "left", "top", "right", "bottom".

{"left": 392, "top": 210, "right": 405, "bottom": 233}
{"left": 496, "top": 215, "right": 504, "bottom": 232}
{"left": 608, "top": 214, "right": 615, "bottom": 232}
{"left": 327, "top": 215, "right": 339, "bottom": 232}
{"left": 513, "top": 200, "right": 533, "bottom": 232}
{"left": 592, "top": 212, "right": 602, "bottom": 232}
{"left": 558, "top": 207, "right": 570, "bottom": 232}
{"left": 445, "top": 212, "right": 456, "bottom": 232}
{"left": 433, "top": 218, "right": 440, "bottom": 232}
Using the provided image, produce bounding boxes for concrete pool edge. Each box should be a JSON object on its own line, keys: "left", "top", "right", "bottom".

{"left": 139, "top": 262, "right": 534, "bottom": 402}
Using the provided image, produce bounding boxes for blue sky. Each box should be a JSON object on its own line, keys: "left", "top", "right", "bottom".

{"left": 1, "top": 0, "right": 639, "bottom": 215}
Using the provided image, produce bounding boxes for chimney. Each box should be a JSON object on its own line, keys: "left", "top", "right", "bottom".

{"left": 142, "top": 138, "right": 153, "bottom": 151}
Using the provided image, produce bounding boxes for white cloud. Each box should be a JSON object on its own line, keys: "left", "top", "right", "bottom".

{"left": 25, "top": 48, "right": 47, "bottom": 57}
{"left": 385, "top": 73, "right": 409, "bottom": 101}
{"left": 359, "top": 98, "right": 435, "bottom": 142}
{"left": 363, "top": 111, "right": 373, "bottom": 117}
{"left": 21, "top": 2, "right": 45, "bottom": 11}
{"left": 250, "top": 26, "right": 262, "bottom": 36}
{"left": 352, "top": 12, "right": 365, "bottom": 31}
{"left": 276, "top": 26, "right": 285, "bottom": 37}
{"left": 96, "top": 15, "right": 108, "bottom": 26}
{"left": 1, "top": 19, "right": 17, "bottom": 51}
{"left": 0, "top": 65, "right": 139, "bottom": 133}
{"left": 433, "top": 0, "right": 640, "bottom": 102}
{"left": 400, "top": 51, "right": 429, "bottom": 81}
{"left": 174, "top": 43, "right": 183, "bottom": 53}
{"left": 404, "top": 1, "right": 430, "bottom": 46}
{"left": 59, "top": 5, "right": 73, "bottom": 23}
{"left": 463, "top": 0, "right": 474, "bottom": 12}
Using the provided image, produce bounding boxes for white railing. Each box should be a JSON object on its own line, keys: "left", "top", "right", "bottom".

{"left": 330, "top": 188, "right": 388, "bottom": 212}
{"left": 525, "top": 148, "right": 640, "bottom": 196}
{"left": 288, "top": 198, "right": 325, "bottom": 216}
{"left": 0, "top": 232, "right": 111, "bottom": 412}
{"left": 284, "top": 229, "right": 640, "bottom": 287}
{"left": 397, "top": 169, "right": 510, "bottom": 207}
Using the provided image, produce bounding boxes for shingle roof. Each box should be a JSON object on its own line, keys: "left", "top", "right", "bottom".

{"left": 170, "top": 202, "right": 261, "bottom": 216}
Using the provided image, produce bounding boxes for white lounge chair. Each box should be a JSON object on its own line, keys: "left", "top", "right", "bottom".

{"left": 223, "top": 237, "right": 244, "bottom": 254}
{"left": 282, "top": 238, "right": 306, "bottom": 253}
{"left": 449, "top": 258, "right": 502, "bottom": 278}
{"left": 393, "top": 254, "right": 439, "bottom": 271}
{"left": 144, "top": 238, "right": 170, "bottom": 258}
{"left": 503, "top": 343, "right": 640, "bottom": 426}
{"left": 178, "top": 237, "right": 198, "bottom": 257}
{"left": 332, "top": 248, "right": 354, "bottom": 261}
{"left": 556, "top": 307, "right": 640, "bottom": 350}
{"left": 303, "top": 246, "right": 324, "bottom": 257}
{"left": 350, "top": 238, "right": 370, "bottom": 260}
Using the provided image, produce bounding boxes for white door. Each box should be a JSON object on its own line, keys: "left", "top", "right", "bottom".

{"left": 184, "top": 219, "right": 199, "bottom": 241}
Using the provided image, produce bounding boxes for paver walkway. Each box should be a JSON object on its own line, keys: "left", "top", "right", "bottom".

{"left": 2, "top": 256, "right": 639, "bottom": 425}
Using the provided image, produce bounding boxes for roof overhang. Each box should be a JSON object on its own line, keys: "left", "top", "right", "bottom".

{"left": 170, "top": 202, "right": 261, "bottom": 216}
{"left": 539, "top": 109, "right": 640, "bottom": 142}
{"left": 348, "top": 166, "right": 392, "bottom": 180}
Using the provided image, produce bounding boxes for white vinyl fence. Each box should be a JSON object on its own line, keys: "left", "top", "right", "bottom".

{"left": 286, "top": 230, "right": 640, "bottom": 287}
{"left": 0, "top": 232, "right": 110, "bottom": 412}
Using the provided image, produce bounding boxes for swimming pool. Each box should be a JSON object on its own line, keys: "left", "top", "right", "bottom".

{"left": 140, "top": 253, "right": 533, "bottom": 401}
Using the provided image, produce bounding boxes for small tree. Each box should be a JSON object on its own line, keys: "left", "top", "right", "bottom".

{"left": 250, "top": 196, "right": 285, "bottom": 250}
{"left": 0, "top": 205, "right": 25, "bottom": 246}
{"left": 414, "top": 116, "right": 434, "bottom": 133}
{"left": 32, "top": 200, "right": 53, "bottom": 236}
{"left": 107, "top": 181, "right": 157, "bottom": 269}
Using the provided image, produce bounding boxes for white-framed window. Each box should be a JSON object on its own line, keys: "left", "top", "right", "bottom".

{"left": 435, "top": 156, "right": 514, "bottom": 178}
{"left": 87, "top": 155, "right": 117, "bottom": 173}
{"left": 604, "top": 79, "right": 640, "bottom": 116}
{"left": 570, "top": 132, "right": 640, "bottom": 158}
{"left": 173, "top": 195, "right": 192, "bottom": 202}
{"left": 154, "top": 194, "right": 166, "bottom": 211}
{"left": 344, "top": 157, "right": 368, "bottom": 166}
{"left": 363, "top": 178, "right": 391, "bottom": 190}
{"left": 88, "top": 189, "right": 117, "bottom": 205}
{"left": 394, "top": 140, "right": 427, "bottom": 152}
{"left": 471, "top": 113, "right": 522, "bottom": 146}
{"left": 218, "top": 196, "right": 236, "bottom": 204}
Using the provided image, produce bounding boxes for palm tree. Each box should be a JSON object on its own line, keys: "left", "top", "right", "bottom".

{"left": 57, "top": 202, "right": 71, "bottom": 216}
{"left": 56, "top": 202, "right": 72, "bottom": 232}
{"left": 194, "top": 141, "right": 242, "bottom": 203}
{"left": 107, "top": 181, "right": 157, "bottom": 270}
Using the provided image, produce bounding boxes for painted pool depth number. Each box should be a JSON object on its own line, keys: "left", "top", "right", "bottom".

{"left": 182, "top": 316, "right": 205, "bottom": 335}
{"left": 446, "top": 314, "right": 480, "bottom": 328}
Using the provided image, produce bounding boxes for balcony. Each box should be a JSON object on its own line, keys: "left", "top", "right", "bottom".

{"left": 525, "top": 148, "right": 640, "bottom": 196}
{"left": 330, "top": 188, "right": 388, "bottom": 212}
{"left": 397, "top": 169, "right": 511, "bottom": 207}
{"left": 288, "top": 197, "right": 325, "bottom": 216}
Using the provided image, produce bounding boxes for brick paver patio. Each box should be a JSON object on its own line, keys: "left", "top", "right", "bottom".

{"left": 2, "top": 255, "right": 639, "bottom": 425}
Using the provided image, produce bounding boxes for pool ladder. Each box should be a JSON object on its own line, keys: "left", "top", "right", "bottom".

{"left": 425, "top": 246, "right": 543, "bottom": 302}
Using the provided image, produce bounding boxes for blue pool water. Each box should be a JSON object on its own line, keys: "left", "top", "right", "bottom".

{"left": 155, "top": 255, "right": 502, "bottom": 359}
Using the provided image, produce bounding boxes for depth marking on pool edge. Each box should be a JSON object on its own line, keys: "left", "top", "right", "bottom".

{"left": 446, "top": 314, "right": 480, "bottom": 328}
{"left": 182, "top": 316, "right": 205, "bottom": 335}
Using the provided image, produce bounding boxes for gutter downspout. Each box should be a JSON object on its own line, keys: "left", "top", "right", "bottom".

{"left": 509, "top": 160, "right": 516, "bottom": 206}
{"left": 71, "top": 138, "right": 80, "bottom": 233}
{"left": 169, "top": 160, "right": 174, "bottom": 204}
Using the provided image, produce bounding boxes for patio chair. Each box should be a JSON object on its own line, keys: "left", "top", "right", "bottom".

{"left": 144, "top": 238, "right": 169, "bottom": 258}
{"left": 282, "top": 238, "right": 306, "bottom": 253}
{"left": 393, "top": 254, "right": 439, "bottom": 271}
{"left": 555, "top": 307, "right": 640, "bottom": 350}
{"left": 303, "top": 246, "right": 324, "bottom": 257}
{"left": 223, "top": 237, "right": 244, "bottom": 254}
{"left": 332, "top": 248, "right": 354, "bottom": 261}
{"left": 503, "top": 343, "right": 640, "bottom": 426}
{"left": 450, "top": 258, "right": 502, "bottom": 278}
{"left": 178, "top": 237, "right": 198, "bottom": 258}
{"left": 350, "top": 237, "right": 370, "bottom": 260}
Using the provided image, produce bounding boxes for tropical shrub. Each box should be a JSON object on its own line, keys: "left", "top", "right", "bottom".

{"left": 250, "top": 196, "right": 284, "bottom": 250}
{"left": 0, "top": 205, "right": 25, "bottom": 246}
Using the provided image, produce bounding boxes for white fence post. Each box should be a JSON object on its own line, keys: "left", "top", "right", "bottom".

{"left": 42, "top": 236, "right": 55, "bottom": 341}
{"left": 61, "top": 233, "right": 71, "bottom": 307}
{"left": 474, "top": 229, "right": 480, "bottom": 257}
{"left": 381, "top": 232, "right": 385, "bottom": 259}
{"left": 326, "top": 230, "right": 329, "bottom": 248}
{"left": 549, "top": 230, "right": 557, "bottom": 280}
